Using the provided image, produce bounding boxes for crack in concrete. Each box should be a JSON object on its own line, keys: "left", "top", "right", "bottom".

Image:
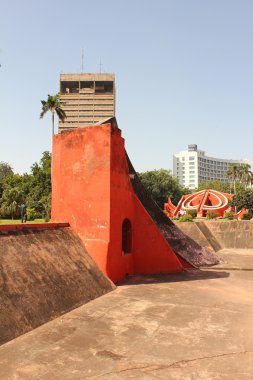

{"left": 87, "top": 350, "right": 253, "bottom": 378}
{"left": 145, "top": 350, "right": 253, "bottom": 372}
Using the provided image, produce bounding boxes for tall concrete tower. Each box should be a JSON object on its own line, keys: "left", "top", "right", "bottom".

{"left": 58, "top": 73, "right": 115, "bottom": 132}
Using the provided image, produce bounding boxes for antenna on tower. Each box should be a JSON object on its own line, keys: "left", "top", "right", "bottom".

{"left": 99, "top": 59, "right": 102, "bottom": 73}
{"left": 81, "top": 48, "right": 84, "bottom": 73}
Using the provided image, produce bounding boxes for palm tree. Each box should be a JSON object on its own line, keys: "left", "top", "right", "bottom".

{"left": 0, "top": 188, "right": 21, "bottom": 219}
{"left": 250, "top": 173, "right": 253, "bottom": 189}
{"left": 227, "top": 164, "right": 240, "bottom": 195}
{"left": 239, "top": 164, "right": 252, "bottom": 189}
{"left": 40, "top": 93, "right": 66, "bottom": 137}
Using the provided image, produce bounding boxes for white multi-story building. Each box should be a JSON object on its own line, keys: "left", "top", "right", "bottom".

{"left": 173, "top": 144, "right": 250, "bottom": 189}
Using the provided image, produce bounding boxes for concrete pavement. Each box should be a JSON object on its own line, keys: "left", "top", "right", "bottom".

{"left": 0, "top": 249, "right": 252, "bottom": 379}
{"left": 213, "top": 248, "right": 253, "bottom": 271}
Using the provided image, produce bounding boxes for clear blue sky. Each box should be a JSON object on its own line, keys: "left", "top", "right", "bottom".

{"left": 0, "top": 0, "right": 252, "bottom": 174}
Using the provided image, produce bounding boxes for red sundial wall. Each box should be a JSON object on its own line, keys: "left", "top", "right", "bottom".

{"left": 51, "top": 123, "right": 184, "bottom": 283}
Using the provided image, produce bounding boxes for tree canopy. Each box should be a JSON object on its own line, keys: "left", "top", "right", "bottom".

{"left": 226, "top": 163, "right": 252, "bottom": 212}
{"left": 196, "top": 180, "right": 230, "bottom": 193}
{"left": 0, "top": 162, "right": 13, "bottom": 183}
{"left": 0, "top": 162, "right": 14, "bottom": 199}
{"left": 226, "top": 163, "right": 252, "bottom": 193}
{"left": 0, "top": 152, "right": 52, "bottom": 220}
{"left": 138, "top": 169, "right": 189, "bottom": 209}
{"left": 230, "top": 188, "right": 253, "bottom": 213}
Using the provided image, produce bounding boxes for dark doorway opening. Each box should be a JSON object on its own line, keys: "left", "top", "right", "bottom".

{"left": 122, "top": 218, "right": 132, "bottom": 255}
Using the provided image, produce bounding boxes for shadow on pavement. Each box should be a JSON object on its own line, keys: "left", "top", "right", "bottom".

{"left": 117, "top": 269, "right": 230, "bottom": 286}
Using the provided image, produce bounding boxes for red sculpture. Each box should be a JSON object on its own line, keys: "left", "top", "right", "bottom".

{"left": 165, "top": 189, "right": 234, "bottom": 218}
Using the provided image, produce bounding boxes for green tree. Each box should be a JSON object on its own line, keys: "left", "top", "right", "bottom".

{"left": 0, "top": 188, "right": 21, "bottom": 219}
{"left": 231, "top": 189, "right": 253, "bottom": 213}
{"left": 197, "top": 180, "right": 230, "bottom": 193}
{"left": 0, "top": 162, "right": 14, "bottom": 198}
{"left": 40, "top": 93, "right": 66, "bottom": 137}
{"left": 29, "top": 152, "right": 52, "bottom": 214}
{"left": 138, "top": 169, "right": 189, "bottom": 209}
{"left": 0, "top": 152, "right": 52, "bottom": 220}
{"left": 0, "top": 162, "right": 13, "bottom": 183}
{"left": 0, "top": 173, "right": 32, "bottom": 219}
{"left": 227, "top": 163, "right": 252, "bottom": 212}
{"left": 238, "top": 164, "right": 252, "bottom": 189}
{"left": 40, "top": 194, "right": 52, "bottom": 221}
{"left": 2, "top": 173, "right": 32, "bottom": 201}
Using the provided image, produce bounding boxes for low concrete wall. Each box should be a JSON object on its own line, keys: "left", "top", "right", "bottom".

{"left": 205, "top": 221, "right": 253, "bottom": 249}
{"left": 0, "top": 225, "right": 115, "bottom": 345}
{"left": 176, "top": 220, "right": 253, "bottom": 251}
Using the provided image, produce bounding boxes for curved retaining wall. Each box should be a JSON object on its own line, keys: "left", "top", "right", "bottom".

{"left": 0, "top": 224, "right": 115, "bottom": 345}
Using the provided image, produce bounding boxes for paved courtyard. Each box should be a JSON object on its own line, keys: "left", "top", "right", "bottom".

{"left": 0, "top": 249, "right": 252, "bottom": 379}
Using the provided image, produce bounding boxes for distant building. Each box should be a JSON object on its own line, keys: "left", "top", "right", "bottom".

{"left": 58, "top": 73, "right": 115, "bottom": 132}
{"left": 173, "top": 144, "right": 250, "bottom": 189}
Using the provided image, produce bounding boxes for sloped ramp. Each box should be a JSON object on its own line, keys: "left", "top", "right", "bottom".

{"left": 195, "top": 222, "right": 222, "bottom": 251}
{"left": 0, "top": 226, "right": 115, "bottom": 345}
{"left": 174, "top": 222, "right": 217, "bottom": 253}
{"left": 126, "top": 152, "right": 219, "bottom": 267}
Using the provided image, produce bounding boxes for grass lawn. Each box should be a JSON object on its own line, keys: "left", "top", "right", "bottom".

{"left": 0, "top": 219, "right": 49, "bottom": 225}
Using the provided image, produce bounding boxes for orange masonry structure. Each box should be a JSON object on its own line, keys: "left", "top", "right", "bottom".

{"left": 52, "top": 121, "right": 183, "bottom": 282}
{"left": 52, "top": 119, "right": 218, "bottom": 282}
